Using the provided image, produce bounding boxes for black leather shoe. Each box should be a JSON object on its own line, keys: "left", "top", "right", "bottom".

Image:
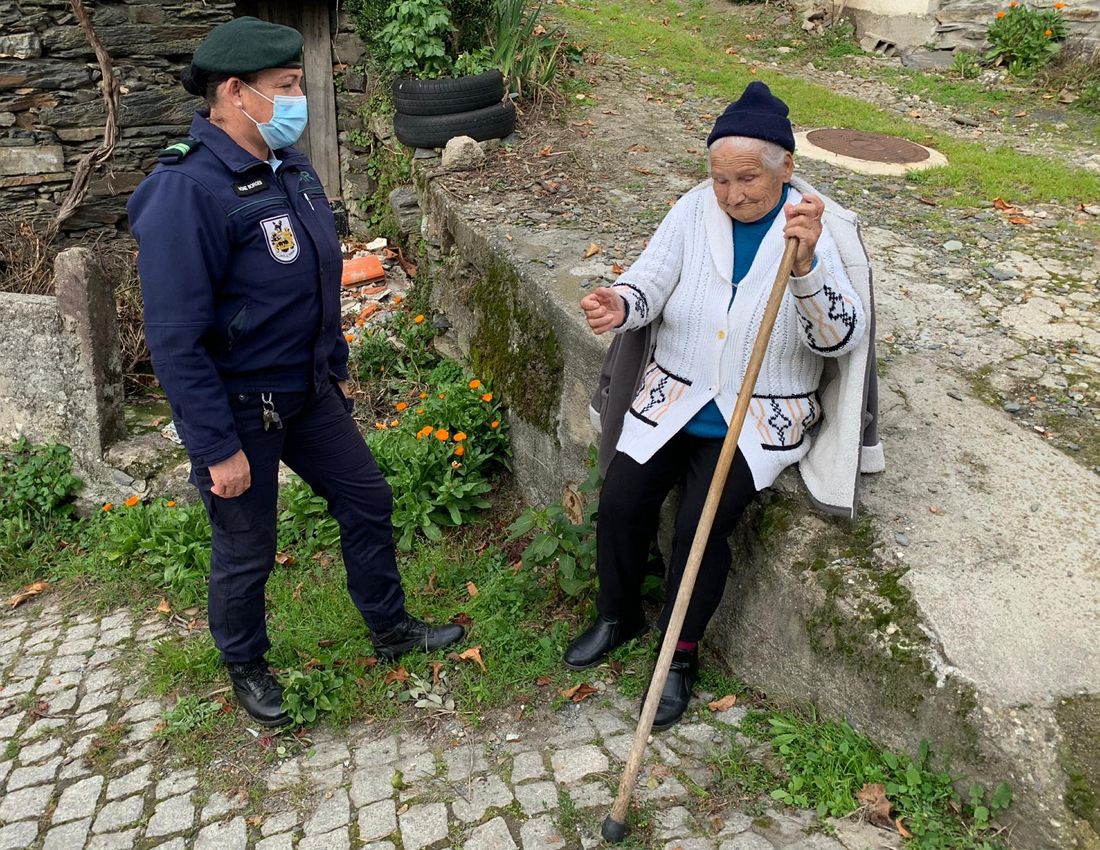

{"left": 644, "top": 648, "right": 699, "bottom": 731}
{"left": 371, "top": 614, "right": 465, "bottom": 660}
{"left": 226, "top": 659, "right": 291, "bottom": 727}
{"left": 563, "top": 613, "right": 647, "bottom": 670}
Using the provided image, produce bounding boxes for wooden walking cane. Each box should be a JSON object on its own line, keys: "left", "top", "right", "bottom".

{"left": 601, "top": 237, "right": 799, "bottom": 843}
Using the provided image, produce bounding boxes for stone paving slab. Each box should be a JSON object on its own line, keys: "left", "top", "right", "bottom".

{"left": 0, "top": 604, "right": 864, "bottom": 850}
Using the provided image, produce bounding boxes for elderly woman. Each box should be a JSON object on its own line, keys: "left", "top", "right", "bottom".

{"left": 568, "top": 81, "right": 883, "bottom": 729}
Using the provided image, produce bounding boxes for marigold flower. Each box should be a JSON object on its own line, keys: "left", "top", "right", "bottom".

{"left": 414, "top": 314, "right": 425, "bottom": 324}
{"left": 375, "top": 421, "right": 387, "bottom": 430}
{"left": 454, "top": 445, "right": 465, "bottom": 457}
{"left": 996, "top": 9, "right": 1006, "bottom": 17}
{"left": 396, "top": 402, "right": 408, "bottom": 411}
{"left": 125, "top": 495, "right": 140, "bottom": 507}
{"left": 102, "top": 502, "right": 113, "bottom": 512}
{"left": 481, "top": 392, "right": 493, "bottom": 402}
{"left": 435, "top": 429, "right": 449, "bottom": 441}
{"left": 469, "top": 379, "right": 481, "bottom": 389}
{"left": 390, "top": 419, "right": 400, "bottom": 428}
{"left": 1045, "top": 27, "right": 1053, "bottom": 34}
{"left": 167, "top": 500, "right": 176, "bottom": 508}
{"left": 345, "top": 333, "right": 354, "bottom": 343}
{"left": 490, "top": 420, "right": 500, "bottom": 429}
{"left": 419, "top": 392, "right": 428, "bottom": 399}
{"left": 417, "top": 408, "right": 425, "bottom": 415}
{"left": 419, "top": 426, "right": 433, "bottom": 437}
{"left": 1055, "top": 2, "right": 1065, "bottom": 8}
{"left": 356, "top": 318, "right": 364, "bottom": 327}
{"left": 454, "top": 432, "right": 467, "bottom": 442}
{"left": 438, "top": 393, "right": 446, "bottom": 400}
{"left": 394, "top": 295, "right": 403, "bottom": 303}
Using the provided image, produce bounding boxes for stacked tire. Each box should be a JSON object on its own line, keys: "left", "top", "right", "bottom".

{"left": 392, "top": 69, "right": 516, "bottom": 150}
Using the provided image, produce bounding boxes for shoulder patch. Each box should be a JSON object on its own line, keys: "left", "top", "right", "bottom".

{"left": 159, "top": 137, "right": 201, "bottom": 164}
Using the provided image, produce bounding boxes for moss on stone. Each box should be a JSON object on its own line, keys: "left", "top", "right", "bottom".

{"left": 1056, "top": 696, "right": 1100, "bottom": 832}
{"left": 467, "top": 254, "right": 563, "bottom": 434}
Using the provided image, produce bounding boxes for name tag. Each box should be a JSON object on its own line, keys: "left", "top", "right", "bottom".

{"left": 233, "top": 176, "right": 269, "bottom": 197}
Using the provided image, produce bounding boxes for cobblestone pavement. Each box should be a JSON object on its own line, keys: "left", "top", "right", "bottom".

{"left": 0, "top": 604, "right": 894, "bottom": 850}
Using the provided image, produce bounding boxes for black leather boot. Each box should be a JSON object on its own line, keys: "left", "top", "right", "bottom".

{"left": 644, "top": 648, "right": 699, "bottom": 731}
{"left": 226, "top": 659, "right": 291, "bottom": 727}
{"left": 371, "top": 613, "right": 465, "bottom": 660}
{"left": 563, "top": 613, "right": 647, "bottom": 670}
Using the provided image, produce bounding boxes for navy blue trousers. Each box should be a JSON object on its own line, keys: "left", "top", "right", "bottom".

{"left": 191, "top": 380, "right": 406, "bottom": 663}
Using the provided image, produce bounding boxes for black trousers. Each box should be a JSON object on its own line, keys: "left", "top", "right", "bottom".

{"left": 192, "top": 380, "right": 406, "bottom": 663}
{"left": 595, "top": 432, "right": 758, "bottom": 644}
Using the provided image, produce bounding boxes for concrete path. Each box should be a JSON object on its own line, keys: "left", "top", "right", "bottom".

{"left": 0, "top": 603, "right": 893, "bottom": 850}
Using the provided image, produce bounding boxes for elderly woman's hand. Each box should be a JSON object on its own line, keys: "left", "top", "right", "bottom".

{"left": 581, "top": 287, "right": 626, "bottom": 335}
{"left": 783, "top": 193, "right": 825, "bottom": 278}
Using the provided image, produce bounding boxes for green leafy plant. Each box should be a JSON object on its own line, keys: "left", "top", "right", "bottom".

{"left": 950, "top": 50, "right": 982, "bottom": 79}
{"left": 277, "top": 478, "right": 341, "bottom": 556}
{"left": 96, "top": 500, "right": 211, "bottom": 606}
{"left": 155, "top": 695, "right": 222, "bottom": 738}
{"left": 986, "top": 3, "right": 1067, "bottom": 77}
{"left": 280, "top": 667, "right": 345, "bottom": 725}
{"left": 507, "top": 450, "right": 599, "bottom": 596}
{"left": 377, "top": 0, "right": 454, "bottom": 78}
{"left": 490, "top": 0, "right": 575, "bottom": 100}
{"left": 0, "top": 438, "right": 82, "bottom": 524}
{"left": 743, "top": 710, "right": 1013, "bottom": 849}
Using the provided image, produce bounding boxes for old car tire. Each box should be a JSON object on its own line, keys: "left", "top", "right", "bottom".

{"left": 392, "top": 70, "right": 505, "bottom": 117}
{"left": 393, "top": 100, "right": 516, "bottom": 149}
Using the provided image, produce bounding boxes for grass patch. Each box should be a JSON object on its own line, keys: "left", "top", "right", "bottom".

{"left": 739, "top": 709, "right": 1013, "bottom": 849}
{"left": 553, "top": 0, "right": 1100, "bottom": 206}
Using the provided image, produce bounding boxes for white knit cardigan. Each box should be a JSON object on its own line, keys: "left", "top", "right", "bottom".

{"left": 609, "top": 177, "right": 885, "bottom": 515}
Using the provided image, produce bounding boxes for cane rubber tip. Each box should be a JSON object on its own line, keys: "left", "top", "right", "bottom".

{"left": 601, "top": 816, "right": 628, "bottom": 843}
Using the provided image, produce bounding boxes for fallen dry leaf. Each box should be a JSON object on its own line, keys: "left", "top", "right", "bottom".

{"left": 609, "top": 659, "right": 625, "bottom": 676}
{"left": 856, "top": 783, "right": 894, "bottom": 830}
{"left": 611, "top": 262, "right": 624, "bottom": 275}
{"left": 317, "top": 639, "right": 334, "bottom": 648}
{"left": 384, "top": 666, "right": 410, "bottom": 685}
{"left": 396, "top": 248, "right": 417, "bottom": 278}
{"left": 246, "top": 815, "right": 264, "bottom": 829}
{"left": 561, "top": 682, "right": 598, "bottom": 702}
{"left": 708, "top": 694, "right": 738, "bottom": 712}
{"left": 745, "top": 32, "right": 763, "bottom": 40}
{"left": 583, "top": 242, "right": 600, "bottom": 258}
{"left": 725, "top": 46, "right": 737, "bottom": 55}
{"left": 6, "top": 580, "right": 48, "bottom": 609}
{"left": 509, "top": 561, "right": 523, "bottom": 576}
{"left": 625, "top": 143, "right": 650, "bottom": 153}
{"left": 992, "top": 197, "right": 1017, "bottom": 212}
{"left": 465, "top": 581, "right": 479, "bottom": 599}
{"left": 428, "top": 661, "right": 444, "bottom": 684}
{"left": 451, "top": 612, "right": 473, "bottom": 628}
{"left": 896, "top": 817, "right": 913, "bottom": 839}
{"left": 928, "top": 505, "right": 943, "bottom": 515}
{"left": 155, "top": 597, "right": 171, "bottom": 616}
{"left": 1008, "top": 215, "right": 1031, "bottom": 225}
{"left": 538, "top": 144, "right": 554, "bottom": 157}
{"left": 536, "top": 675, "right": 552, "bottom": 686}
{"left": 918, "top": 196, "right": 937, "bottom": 207}
{"left": 274, "top": 551, "right": 295, "bottom": 566}
{"left": 458, "top": 646, "right": 487, "bottom": 672}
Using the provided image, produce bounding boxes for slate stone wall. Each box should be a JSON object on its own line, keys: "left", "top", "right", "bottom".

{"left": 0, "top": 0, "right": 370, "bottom": 244}
{"left": 0, "top": 0, "right": 236, "bottom": 238}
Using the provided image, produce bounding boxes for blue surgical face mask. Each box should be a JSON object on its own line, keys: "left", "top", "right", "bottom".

{"left": 241, "top": 82, "right": 308, "bottom": 150}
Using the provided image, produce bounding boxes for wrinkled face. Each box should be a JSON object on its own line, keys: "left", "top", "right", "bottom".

{"left": 709, "top": 144, "right": 793, "bottom": 223}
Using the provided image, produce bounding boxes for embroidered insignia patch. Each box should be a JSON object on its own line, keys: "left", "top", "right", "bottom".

{"left": 260, "top": 216, "right": 299, "bottom": 264}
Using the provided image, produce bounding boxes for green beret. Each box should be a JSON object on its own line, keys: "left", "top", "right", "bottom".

{"left": 192, "top": 16, "right": 303, "bottom": 75}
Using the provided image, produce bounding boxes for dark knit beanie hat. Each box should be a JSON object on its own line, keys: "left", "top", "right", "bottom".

{"left": 706, "top": 81, "right": 795, "bottom": 153}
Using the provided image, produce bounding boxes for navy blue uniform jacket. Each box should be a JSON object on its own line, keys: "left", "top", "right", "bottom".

{"left": 128, "top": 113, "right": 348, "bottom": 468}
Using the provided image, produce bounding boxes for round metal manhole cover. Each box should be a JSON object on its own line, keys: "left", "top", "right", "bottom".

{"left": 805, "top": 129, "right": 931, "bottom": 165}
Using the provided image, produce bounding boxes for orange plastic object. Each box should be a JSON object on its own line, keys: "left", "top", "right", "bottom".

{"left": 342, "top": 255, "right": 385, "bottom": 287}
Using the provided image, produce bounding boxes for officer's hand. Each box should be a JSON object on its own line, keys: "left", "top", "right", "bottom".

{"left": 337, "top": 380, "right": 351, "bottom": 399}
{"left": 581, "top": 287, "right": 626, "bottom": 335}
{"left": 209, "top": 450, "right": 251, "bottom": 499}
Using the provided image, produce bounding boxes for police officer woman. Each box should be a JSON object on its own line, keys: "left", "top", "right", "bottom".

{"left": 128, "top": 17, "right": 464, "bottom": 726}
